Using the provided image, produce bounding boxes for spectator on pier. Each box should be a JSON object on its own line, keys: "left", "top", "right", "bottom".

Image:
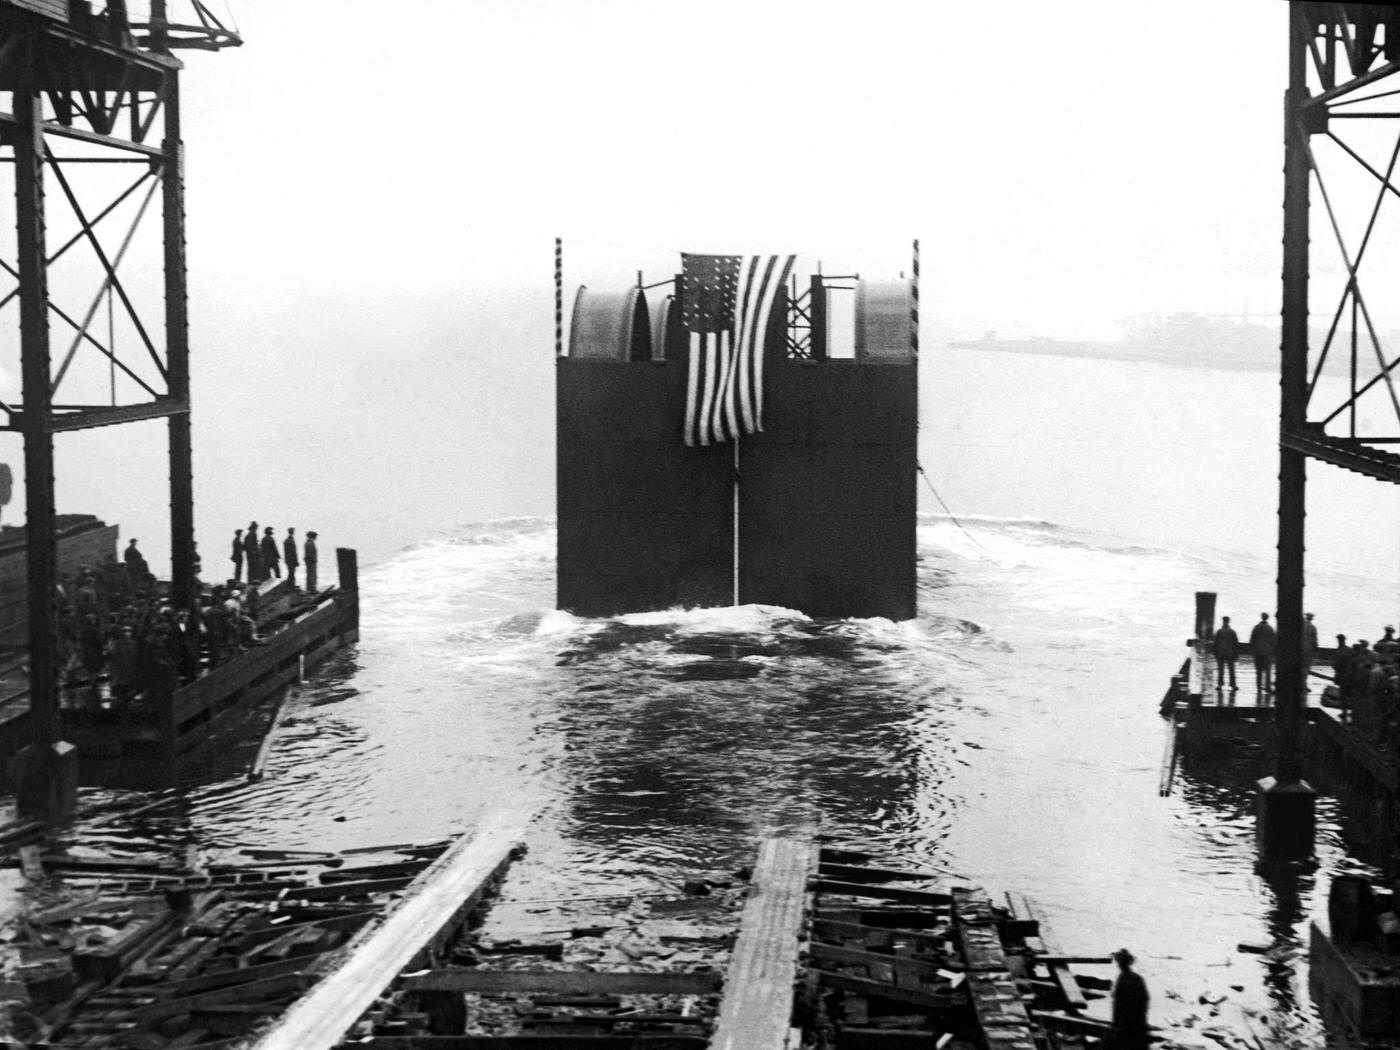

{"left": 1303, "top": 613, "right": 1319, "bottom": 688}
{"left": 78, "top": 613, "right": 104, "bottom": 681}
{"left": 1213, "top": 616, "right": 1239, "bottom": 692}
{"left": 304, "top": 531, "right": 319, "bottom": 592}
{"left": 1335, "top": 634, "right": 1354, "bottom": 719}
{"left": 124, "top": 538, "right": 149, "bottom": 583}
{"left": 1378, "top": 626, "right": 1399, "bottom": 657}
{"left": 108, "top": 625, "right": 137, "bottom": 708}
{"left": 244, "top": 522, "right": 261, "bottom": 583}
{"left": 283, "top": 527, "right": 299, "bottom": 589}
{"left": 260, "top": 526, "right": 281, "bottom": 580}
{"left": 231, "top": 528, "right": 244, "bottom": 583}
{"left": 1250, "top": 613, "right": 1277, "bottom": 697}
{"left": 1110, "top": 949, "right": 1150, "bottom": 1050}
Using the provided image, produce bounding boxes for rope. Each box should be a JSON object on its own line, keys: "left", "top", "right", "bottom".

{"left": 554, "top": 237, "right": 563, "bottom": 357}
{"left": 916, "top": 462, "right": 988, "bottom": 553}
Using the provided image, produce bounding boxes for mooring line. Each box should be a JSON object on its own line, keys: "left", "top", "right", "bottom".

{"left": 916, "top": 462, "right": 988, "bottom": 553}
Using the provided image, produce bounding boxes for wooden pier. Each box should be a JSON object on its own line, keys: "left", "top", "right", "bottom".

{"left": 0, "top": 822, "right": 1135, "bottom": 1048}
{"left": 0, "top": 551, "right": 360, "bottom": 789}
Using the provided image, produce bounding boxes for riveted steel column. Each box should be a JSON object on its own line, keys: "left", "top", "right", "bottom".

{"left": 163, "top": 71, "right": 195, "bottom": 611}
{"left": 1259, "top": 2, "right": 1316, "bottom": 864}
{"left": 14, "top": 81, "right": 58, "bottom": 752}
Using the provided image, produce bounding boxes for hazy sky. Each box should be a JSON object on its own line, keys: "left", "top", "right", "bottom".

{"left": 4, "top": 0, "right": 1386, "bottom": 569}
{"left": 176, "top": 0, "right": 1288, "bottom": 334}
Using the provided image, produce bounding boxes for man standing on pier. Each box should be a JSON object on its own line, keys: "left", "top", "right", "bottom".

{"left": 1250, "top": 612, "right": 1277, "bottom": 698}
{"left": 260, "top": 526, "right": 281, "bottom": 579}
{"left": 1111, "top": 949, "right": 1149, "bottom": 1050}
{"left": 1213, "top": 616, "right": 1239, "bottom": 693}
{"left": 304, "top": 531, "right": 319, "bottom": 592}
{"left": 283, "top": 527, "right": 300, "bottom": 589}
{"left": 231, "top": 528, "right": 244, "bottom": 583}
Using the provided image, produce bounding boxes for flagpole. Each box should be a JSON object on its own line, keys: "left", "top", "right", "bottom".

{"left": 732, "top": 434, "right": 740, "bottom": 606}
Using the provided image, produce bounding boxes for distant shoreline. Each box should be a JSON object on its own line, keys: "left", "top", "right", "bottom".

{"left": 946, "top": 337, "right": 1280, "bottom": 375}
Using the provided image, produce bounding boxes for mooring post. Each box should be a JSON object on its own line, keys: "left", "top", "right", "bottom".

{"left": 1259, "top": 4, "right": 1316, "bottom": 865}
{"left": 336, "top": 547, "right": 359, "bottom": 631}
{"left": 1194, "top": 591, "right": 1216, "bottom": 646}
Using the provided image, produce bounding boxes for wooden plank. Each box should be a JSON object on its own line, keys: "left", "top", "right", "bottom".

{"left": 812, "top": 917, "right": 947, "bottom": 948}
{"left": 354, "top": 1039, "right": 709, "bottom": 1049}
{"left": 809, "top": 941, "right": 944, "bottom": 978}
{"left": 710, "top": 828, "right": 818, "bottom": 1050}
{"left": 814, "top": 880, "right": 952, "bottom": 907}
{"left": 250, "top": 812, "right": 525, "bottom": 1050}
{"left": 813, "top": 970, "right": 956, "bottom": 1009}
{"left": 400, "top": 970, "right": 723, "bottom": 995}
{"left": 1015, "top": 898, "right": 1085, "bottom": 1012}
{"left": 817, "top": 862, "right": 946, "bottom": 884}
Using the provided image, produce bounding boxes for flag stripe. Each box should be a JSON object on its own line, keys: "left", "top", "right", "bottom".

{"left": 747, "top": 255, "right": 794, "bottom": 427}
{"left": 681, "top": 253, "right": 793, "bottom": 446}
{"left": 684, "top": 330, "right": 703, "bottom": 446}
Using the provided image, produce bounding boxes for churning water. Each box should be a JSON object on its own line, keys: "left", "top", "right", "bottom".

{"left": 37, "top": 507, "right": 1400, "bottom": 1050}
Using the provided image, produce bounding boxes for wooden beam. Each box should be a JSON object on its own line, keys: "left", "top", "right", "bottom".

{"left": 710, "top": 828, "right": 819, "bottom": 1050}
{"left": 812, "top": 917, "right": 946, "bottom": 948}
{"left": 249, "top": 813, "right": 525, "bottom": 1050}
{"left": 399, "top": 971, "right": 723, "bottom": 995}
{"left": 809, "top": 940, "right": 944, "bottom": 978}
{"left": 354, "top": 1039, "right": 710, "bottom": 1050}
{"left": 813, "top": 970, "right": 955, "bottom": 1010}
{"left": 816, "top": 861, "right": 946, "bottom": 884}
{"left": 814, "top": 880, "right": 952, "bottom": 907}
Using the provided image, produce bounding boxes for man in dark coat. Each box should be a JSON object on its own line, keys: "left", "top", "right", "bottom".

{"left": 1110, "top": 949, "right": 1149, "bottom": 1050}
{"left": 124, "top": 538, "right": 149, "bottom": 582}
{"left": 304, "top": 531, "right": 319, "bottom": 592}
{"left": 260, "top": 526, "right": 281, "bottom": 579}
{"left": 244, "top": 521, "right": 261, "bottom": 582}
{"left": 283, "top": 527, "right": 300, "bottom": 589}
{"left": 1250, "top": 612, "right": 1277, "bottom": 697}
{"left": 1213, "top": 615, "right": 1239, "bottom": 692}
{"left": 231, "top": 528, "right": 244, "bottom": 583}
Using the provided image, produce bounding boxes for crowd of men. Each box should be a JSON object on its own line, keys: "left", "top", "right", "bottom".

{"left": 230, "top": 523, "right": 319, "bottom": 591}
{"left": 50, "top": 523, "right": 324, "bottom": 713}
{"left": 1331, "top": 627, "right": 1400, "bottom": 740}
{"left": 1209, "top": 610, "right": 1400, "bottom": 740}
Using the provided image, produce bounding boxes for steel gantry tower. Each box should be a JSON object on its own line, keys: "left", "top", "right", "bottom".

{"left": 1264, "top": 3, "right": 1400, "bottom": 859}
{"left": 0, "top": 1, "right": 237, "bottom": 819}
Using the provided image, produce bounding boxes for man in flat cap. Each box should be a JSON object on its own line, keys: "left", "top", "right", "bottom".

{"left": 1111, "top": 948, "right": 1149, "bottom": 1050}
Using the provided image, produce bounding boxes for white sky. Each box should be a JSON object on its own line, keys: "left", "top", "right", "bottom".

{"left": 180, "top": 0, "right": 1288, "bottom": 337}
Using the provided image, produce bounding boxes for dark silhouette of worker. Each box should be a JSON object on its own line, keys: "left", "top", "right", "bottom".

{"left": 1303, "top": 612, "right": 1319, "bottom": 689}
{"left": 304, "top": 531, "right": 319, "bottom": 592}
{"left": 1213, "top": 616, "right": 1239, "bottom": 692}
{"left": 123, "top": 538, "right": 149, "bottom": 583}
{"left": 1250, "top": 612, "right": 1277, "bottom": 698}
{"left": 244, "top": 521, "right": 261, "bottom": 582}
{"left": 231, "top": 528, "right": 244, "bottom": 583}
{"left": 1111, "top": 949, "right": 1149, "bottom": 1050}
{"left": 260, "top": 526, "right": 281, "bottom": 579}
{"left": 1335, "top": 633, "right": 1353, "bottom": 720}
{"left": 1377, "top": 625, "right": 1399, "bottom": 656}
{"left": 283, "top": 528, "right": 300, "bottom": 589}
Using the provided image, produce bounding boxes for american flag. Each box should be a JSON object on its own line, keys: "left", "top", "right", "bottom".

{"left": 681, "top": 253, "right": 795, "bottom": 446}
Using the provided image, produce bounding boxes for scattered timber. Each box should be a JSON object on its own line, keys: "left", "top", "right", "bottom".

{"left": 804, "top": 846, "right": 1121, "bottom": 1049}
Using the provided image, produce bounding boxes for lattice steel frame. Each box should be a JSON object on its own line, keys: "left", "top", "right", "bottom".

{"left": 0, "top": 2, "right": 235, "bottom": 753}
{"left": 1277, "top": 4, "right": 1400, "bottom": 781}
